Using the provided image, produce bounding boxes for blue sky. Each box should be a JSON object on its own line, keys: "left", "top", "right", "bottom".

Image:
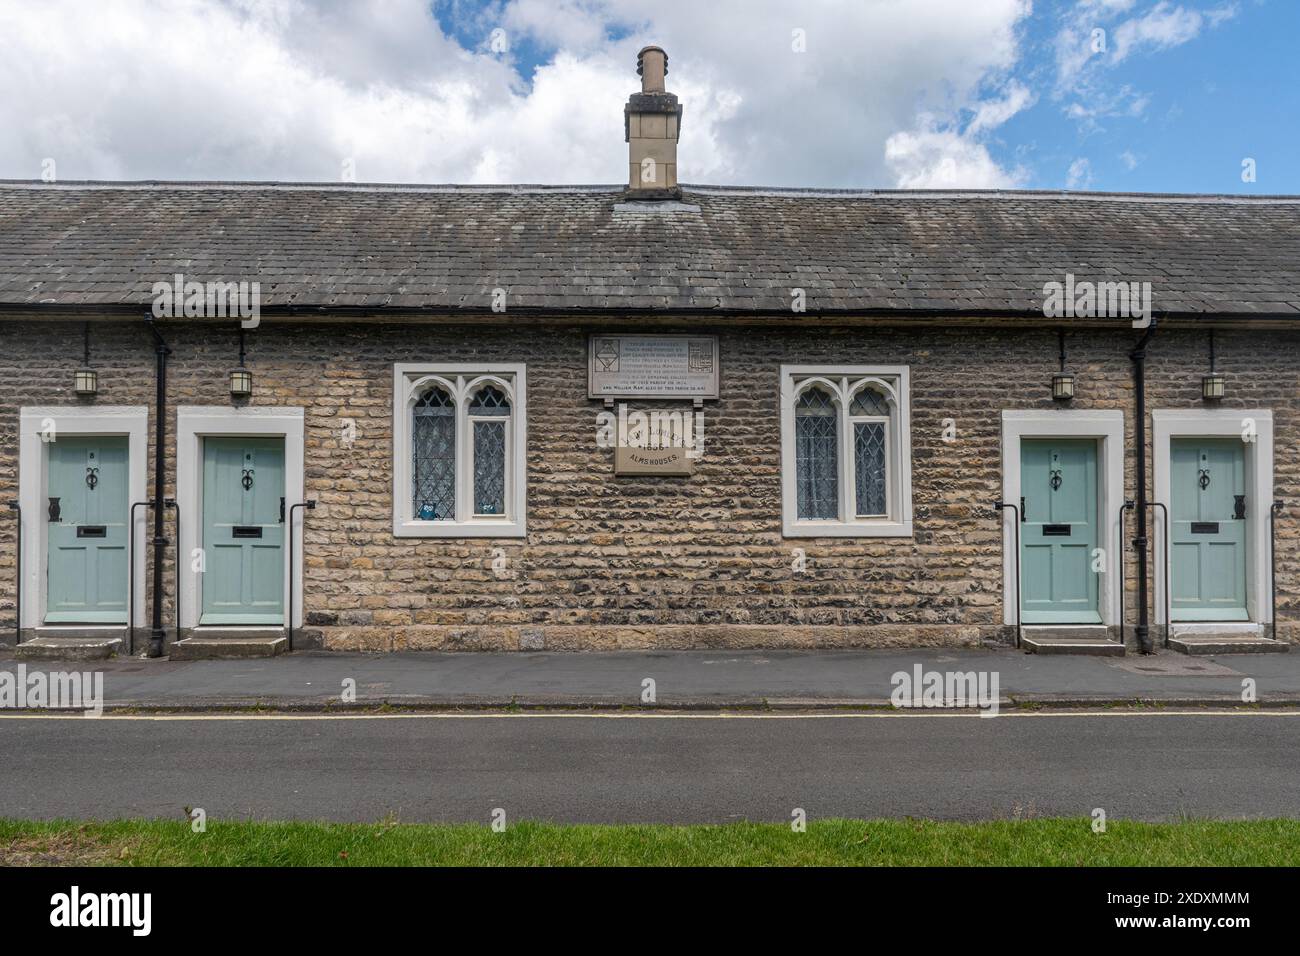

{"left": 1, "top": 0, "right": 1296, "bottom": 193}
{"left": 995, "top": 0, "right": 1300, "bottom": 192}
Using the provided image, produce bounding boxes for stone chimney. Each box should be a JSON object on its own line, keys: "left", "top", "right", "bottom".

{"left": 624, "top": 45, "right": 682, "bottom": 199}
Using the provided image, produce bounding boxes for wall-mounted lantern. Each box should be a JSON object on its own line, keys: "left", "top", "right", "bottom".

{"left": 74, "top": 368, "right": 99, "bottom": 396}
{"left": 74, "top": 322, "right": 98, "bottom": 396}
{"left": 229, "top": 324, "right": 252, "bottom": 397}
{"left": 1051, "top": 329, "right": 1075, "bottom": 401}
{"left": 229, "top": 367, "right": 253, "bottom": 396}
{"left": 1201, "top": 329, "right": 1225, "bottom": 401}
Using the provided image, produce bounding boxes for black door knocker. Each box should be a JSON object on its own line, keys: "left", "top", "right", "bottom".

{"left": 1198, "top": 467, "right": 1211, "bottom": 490}
{"left": 241, "top": 468, "right": 255, "bottom": 490}
{"left": 1049, "top": 468, "right": 1062, "bottom": 491}
{"left": 85, "top": 466, "right": 99, "bottom": 490}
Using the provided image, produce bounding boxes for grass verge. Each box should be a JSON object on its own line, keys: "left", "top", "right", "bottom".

{"left": 2, "top": 817, "right": 1298, "bottom": 866}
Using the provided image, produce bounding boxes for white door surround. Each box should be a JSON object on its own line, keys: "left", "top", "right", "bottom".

{"left": 999, "top": 410, "right": 1125, "bottom": 628}
{"left": 1151, "top": 408, "right": 1273, "bottom": 625}
{"left": 17, "top": 406, "right": 149, "bottom": 630}
{"left": 176, "top": 406, "right": 305, "bottom": 630}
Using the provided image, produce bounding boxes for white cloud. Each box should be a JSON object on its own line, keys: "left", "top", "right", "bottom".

{"left": 501, "top": 0, "right": 620, "bottom": 53}
{"left": 1065, "top": 83, "right": 1150, "bottom": 128}
{"left": 883, "top": 75, "right": 1034, "bottom": 189}
{"left": 1055, "top": 0, "right": 1238, "bottom": 92}
{"left": 1080, "top": 0, "right": 1139, "bottom": 10}
{"left": 0, "top": 0, "right": 1034, "bottom": 188}
{"left": 1111, "top": 2, "right": 1212, "bottom": 63}
{"left": 884, "top": 129, "right": 1025, "bottom": 189}
{"left": 1119, "top": 149, "right": 1139, "bottom": 170}
{"left": 966, "top": 81, "right": 1036, "bottom": 134}
{"left": 1066, "top": 157, "right": 1093, "bottom": 189}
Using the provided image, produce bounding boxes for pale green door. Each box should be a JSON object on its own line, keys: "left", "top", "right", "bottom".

{"left": 46, "top": 437, "right": 129, "bottom": 623}
{"left": 1170, "top": 439, "right": 1248, "bottom": 621}
{"left": 201, "top": 437, "right": 285, "bottom": 625}
{"left": 1020, "top": 439, "right": 1101, "bottom": 623}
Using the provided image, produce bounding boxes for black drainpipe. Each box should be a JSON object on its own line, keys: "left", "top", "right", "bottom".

{"left": 1131, "top": 318, "right": 1158, "bottom": 654}
{"left": 146, "top": 317, "right": 171, "bottom": 658}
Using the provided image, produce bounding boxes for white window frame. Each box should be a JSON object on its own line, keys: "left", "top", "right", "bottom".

{"left": 468, "top": 395, "right": 513, "bottom": 519}
{"left": 780, "top": 365, "right": 912, "bottom": 537}
{"left": 849, "top": 408, "right": 891, "bottom": 519}
{"left": 393, "top": 363, "right": 527, "bottom": 538}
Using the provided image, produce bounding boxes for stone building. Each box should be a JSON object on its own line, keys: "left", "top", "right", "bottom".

{"left": 0, "top": 47, "right": 1297, "bottom": 659}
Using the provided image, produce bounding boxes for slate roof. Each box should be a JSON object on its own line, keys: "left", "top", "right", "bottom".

{"left": 0, "top": 180, "right": 1297, "bottom": 317}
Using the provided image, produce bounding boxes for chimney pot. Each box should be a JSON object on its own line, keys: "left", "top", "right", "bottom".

{"left": 637, "top": 45, "right": 667, "bottom": 93}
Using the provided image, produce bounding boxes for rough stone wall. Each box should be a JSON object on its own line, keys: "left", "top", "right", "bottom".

{"left": 0, "top": 318, "right": 1294, "bottom": 650}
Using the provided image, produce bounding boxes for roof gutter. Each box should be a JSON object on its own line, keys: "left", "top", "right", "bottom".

{"left": 0, "top": 301, "right": 1296, "bottom": 325}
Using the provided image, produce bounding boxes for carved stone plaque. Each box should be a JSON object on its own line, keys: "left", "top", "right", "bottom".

{"left": 588, "top": 334, "right": 719, "bottom": 399}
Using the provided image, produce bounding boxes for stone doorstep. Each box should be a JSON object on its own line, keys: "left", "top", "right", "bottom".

{"left": 1021, "top": 626, "right": 1125, "bottom": 657}
{"left": 170, "top": 629, "right": 289, "bottom": 661}
{"left": 15, "top": 635, "right": 124, "bottom": 662}
{"left": 1168, "top": 634, "right": 1290, "bottom": 656}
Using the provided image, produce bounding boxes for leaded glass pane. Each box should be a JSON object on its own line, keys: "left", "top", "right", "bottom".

{"left": 413, "top": 387, "right": 455, "bottom": 521}
{"left": 854, "top": 421, "right": 887, "bottom": 517}
{"left": 795, "top": 388, "right": 838, "bottom": 520}
{"left": 850, "top": 387, "right": 890, "bottom": 417}
{"left": 473, "top": 420, "right": 507, "bottom": 515}
{"left": 470, "top": 385, "right": 510, "bottom": 416}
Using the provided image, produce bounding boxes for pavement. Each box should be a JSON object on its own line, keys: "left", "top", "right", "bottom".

{"left": 3, "top": 710, "right": 1297, "bottom": 822}
{"left": 1, "top": 645, "right": 1298, "bottom": 711}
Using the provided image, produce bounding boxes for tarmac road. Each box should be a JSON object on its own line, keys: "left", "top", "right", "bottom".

{"left": 2, "top": 710, "right": 1297, "bottom": 823}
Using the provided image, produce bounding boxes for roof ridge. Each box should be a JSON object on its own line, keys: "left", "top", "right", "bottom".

{"left": 0, "top": 179, "right": 1297, "bottom": 203}
{"left": 683, "top": 185, "right": 1300, "bottom": 203}
{"left": 0, "top": 180, "right": 623, "bottom": 194}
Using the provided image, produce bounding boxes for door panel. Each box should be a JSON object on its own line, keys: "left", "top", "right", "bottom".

{"left": 1170, "top": 438, "right": 1247, "bottom": 621}
{"left": 201, "top": 437, "right": 285, "bottom": 624}
{"left": 46, "top": 437, "right": 129, "bottom": 622}
{"left": 1020, "top": 439, "right": 1101, "bottom": 623}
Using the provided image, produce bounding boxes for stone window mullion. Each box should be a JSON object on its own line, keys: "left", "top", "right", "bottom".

{"left": 455, "top": 376, "right": 469, "bottom": 524}
{"left": 839, "top": 389, "right": 851, "bottom": 523}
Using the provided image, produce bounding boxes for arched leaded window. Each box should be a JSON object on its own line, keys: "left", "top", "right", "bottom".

{"left": 795, "top": 387, "right": 838, "bottom": 520}
{"left": 469, "top": 385, "right": 510, "bottom": 516}
{"left": 394, "top": 365, "right": 527, "bottom": 537}
{"left": 413, "top": 387, "right": 455, "bottom": 521}
{"left": 781, "top": 366, "right": 912, "bottom": 538}
{"left": 850, "top": 386, "right": 890, "bottom": 518}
